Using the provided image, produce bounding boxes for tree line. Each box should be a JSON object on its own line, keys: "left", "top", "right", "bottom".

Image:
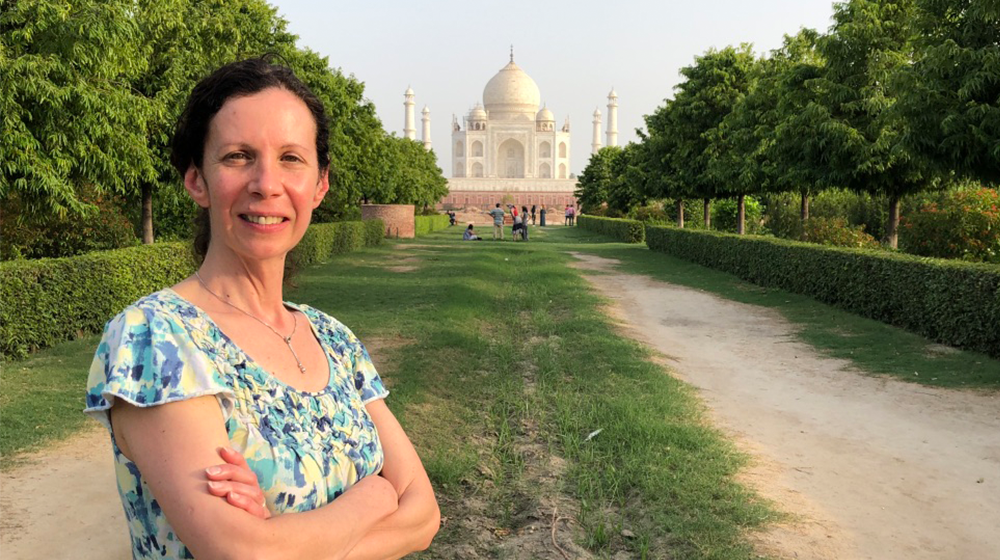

{"left": 0, "top": 0, "right": 447, "bottom": 256}
{"left": 576, "top": 0, "right": 999, "bottom": 248}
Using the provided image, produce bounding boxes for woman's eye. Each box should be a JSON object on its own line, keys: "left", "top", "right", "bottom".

{"left": 225, "top": 152, "right": 250, "bottom": 161}
{"left": 282, "top": 154, "right": 304, "bottom": 163}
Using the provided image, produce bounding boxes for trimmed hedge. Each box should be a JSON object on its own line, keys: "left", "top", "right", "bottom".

{"left": 578, "top": 215, "right": 646, "bottom": 243}
{"left": 645, "top": 226, "right": 1000, "bottom": 358}
{"left": 1, "top": 219, "right": 384, "bottom": 360}
{"left": 290, "top": 220, "right": 383, "bottom": 268}
{"left": 414, "top": 214, "right": 451, "bottom": 236}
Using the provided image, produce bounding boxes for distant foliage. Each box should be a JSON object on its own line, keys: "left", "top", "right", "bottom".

{"left": 627, "top": 204, "right": 671, "bottom": 224}
{"left": 801, "top": 217, "right": 880, "bottom": 249}
{"left": 712, "top": 197, "right": 764, "bottom": 234}
{"left": 1, "top": 189, "right": 138, "bottom": 260}
{"left": 414, "top": 214, "right": 451, "bottom": 236}
{"left": 900, "top": 188, "right": 1000, "bottom": 263}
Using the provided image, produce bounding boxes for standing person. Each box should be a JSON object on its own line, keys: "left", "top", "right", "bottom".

{"left": 565, "top": 204, "right": 571, "bottom": 226}
{"left": 83, "top": 58, "right": 439, "bottom": 559}
{"left": 530, "top": 205, "right": 536, "bottom": 225}
{"left": 488, "top": 202, "right": 505, "bottom": 240}
{"left": 521, "top": 206, "right": 530, "bottom": 241}
{"left": 569, "top": 205, "right": 576, "bottom": 226}
{"left": 540, "top": 204, "right": 547, "bottom": 227}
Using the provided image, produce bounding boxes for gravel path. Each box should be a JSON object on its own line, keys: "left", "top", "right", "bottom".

{"left": 570, "top": 252, "right": 1000, "bottom": 560}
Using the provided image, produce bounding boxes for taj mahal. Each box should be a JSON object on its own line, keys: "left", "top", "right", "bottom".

{"left": 403, "top": 52, "right": 619, "bottom": 210}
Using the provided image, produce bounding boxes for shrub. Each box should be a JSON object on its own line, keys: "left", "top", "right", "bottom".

{"left": 414, "top": 214, "right": 451, "bottom": 236}
{"left": 801, "top": 217, "right": 880, "bottom": 249}
{"left": 644, "top": 226, "right": 1000, "bottom": 359}
{"left": 763, "top": 190, "right": 889, "bottom": 241}
{"left": 578, "top": 216, "right": 645, "bottom": 243}
{"left": 711, "top": 196, "right": 765, "bottom": 234}
{"left": 1, "top": 189, "right": 139, "bottom": 260}
{"left": 1, "top": 220, "right": 384, "bottom": 359}
{"left": 900, "top": 188, "right": 1000, "bottom": 263}
{"left": 627, "top": 204, "right": 671, "bottom": 224}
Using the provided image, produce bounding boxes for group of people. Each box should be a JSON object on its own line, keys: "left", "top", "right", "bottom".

{"left": 466, "top": 202, "right": 578, "bottom": 241}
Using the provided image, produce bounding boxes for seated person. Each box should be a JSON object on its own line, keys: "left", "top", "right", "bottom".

{"left": 463, "top": 224, "right": 481, "bottom": 240}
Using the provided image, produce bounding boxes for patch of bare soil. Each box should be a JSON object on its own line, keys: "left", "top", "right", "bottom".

{"left": 1, "top": 426, "right": 131, "bottom": 560}
{"left": 568, "top": 252, "right": 1000, "bottom": 560}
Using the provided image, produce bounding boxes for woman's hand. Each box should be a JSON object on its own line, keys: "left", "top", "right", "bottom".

{"left": 205, "top": 446, "right": 271, "bottom": 519}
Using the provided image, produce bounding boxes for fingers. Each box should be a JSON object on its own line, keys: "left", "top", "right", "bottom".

{"left": 205, "top": 463, "right": 260, "bottom": 486}
{"left": 218, "top": 446, "right": 250, "bottom": 468}
{"left": 207, "top": 482, "right": 270, "bottom": 519}
{"left": 225, "top": 489, "right": 271, "bottom": 519}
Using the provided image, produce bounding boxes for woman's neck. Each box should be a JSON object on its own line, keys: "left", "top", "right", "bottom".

{"left": 196, "top": 248, "right": 288, "bottom": 322}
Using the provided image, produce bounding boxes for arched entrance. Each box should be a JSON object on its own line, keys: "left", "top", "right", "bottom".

{"left": 497, "top": 139, "right": 525, "bottom": 178}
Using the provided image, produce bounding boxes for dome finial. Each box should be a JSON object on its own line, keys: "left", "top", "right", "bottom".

{"left": 510, "top": 45, "right": 514, "bottom": 63}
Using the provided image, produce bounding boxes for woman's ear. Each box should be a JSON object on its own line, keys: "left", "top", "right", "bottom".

{"left": 184, "top": 166, "right": 210, "bottom": 208}
{"left": 312, "top": 169, "right": 330, "bottom": 209}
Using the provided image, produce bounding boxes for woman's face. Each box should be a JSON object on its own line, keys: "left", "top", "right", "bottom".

{"left": 184, "top": 87, "right": 329, "bottom": 265}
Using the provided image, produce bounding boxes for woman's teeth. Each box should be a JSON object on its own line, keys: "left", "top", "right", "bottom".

{"left": 243, "top": 215, "right": 284, "bottom": 225}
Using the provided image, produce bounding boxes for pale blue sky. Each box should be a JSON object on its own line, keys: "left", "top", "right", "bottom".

{"left": 269, "top": 0, "right": 838, "bottom": 177}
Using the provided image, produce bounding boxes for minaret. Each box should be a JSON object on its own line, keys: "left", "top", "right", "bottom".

{"left": 592, "top": 108, "right": 603, "bottom": 154}
{"left": 421, "top": 106, "right": 432, "bottom": 150}
{"left": 606, "top": 88, "right": 618, "bottom": 148}
{"left": 403, "top": 86, "right": 416, "bottom": 140}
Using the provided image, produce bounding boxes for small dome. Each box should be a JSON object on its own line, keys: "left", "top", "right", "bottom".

{"left": 483, "top": 60, "right": 541, "bottom": 118}
{"left": 593, "top": 107, "right": 602, "bottom": 117}
{"left": 608, "top": 87, "right": 618, "bottom": 98}
{"left": 468, "top": 103, "right": 487, "bottom": 120}
{"left": 405, "top": 86, "right": 414, "bottom": 96}
{"left": 536, "top": 106, "right": 554, "bottom": 122}
{"left": 422, "top": 105, "right": 430, "bottom": 114}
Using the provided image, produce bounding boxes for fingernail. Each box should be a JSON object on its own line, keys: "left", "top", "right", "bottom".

{"left": 208, "top": 481, "right": 221, "bottom": 489}
{"left": 206, "top": 466, "right": 221, "bottom": 475}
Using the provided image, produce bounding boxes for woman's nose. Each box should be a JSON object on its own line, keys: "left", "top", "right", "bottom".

{"left": 248, "top": 159, "right": 281, "bottom": 197}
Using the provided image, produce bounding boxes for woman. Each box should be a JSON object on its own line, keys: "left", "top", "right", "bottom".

{"left": 539, "top": 204, "right": 547, "bottom": 227}
{"left": 84, "top": 58, "right": 439, "bottom": 559}
{"left": 462, "top": 224, "right": 481, "bottom": 240}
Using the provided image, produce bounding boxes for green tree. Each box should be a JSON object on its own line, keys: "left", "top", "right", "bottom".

{"left": 646, "top": 45, "right": 758, "bottom": 228}
{"left": 895, "top": 0, "right": 1000, "bottom": 185}
{"left": 575, "top": 146, "right": 623, "bottom": 212}
{"left": 811, "top": 0, "right": 938, "bottom": 248}
{"left": 1, "top": 0, "right": 155, "bottom": 220}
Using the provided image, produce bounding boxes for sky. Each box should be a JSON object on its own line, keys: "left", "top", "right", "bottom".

{"left": 269, "top": 0, "right": 839, "bottom": 178}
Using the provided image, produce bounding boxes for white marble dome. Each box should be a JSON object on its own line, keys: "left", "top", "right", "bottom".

{"left": 483, "top": 61, "right": 540, "bottom": 118}
{"left": 468, "top": 103, "right": 487, "bottom": 120}
{"left": 536, "top": 106, "right": 554, "bottom": 122}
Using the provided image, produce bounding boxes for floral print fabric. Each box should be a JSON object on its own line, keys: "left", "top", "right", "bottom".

{"left": 84, "top": 289, "right": 388, "bottom": 559}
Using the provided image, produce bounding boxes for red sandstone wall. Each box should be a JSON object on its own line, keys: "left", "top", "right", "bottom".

{"left": 438, "top": 191, "right": 578, "bottom": 211}
{"left": 361, "top": 204, "right": 415, "bottom": 239}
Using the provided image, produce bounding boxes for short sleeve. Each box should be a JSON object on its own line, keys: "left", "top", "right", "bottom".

{"left": 351, "top": 339, "right": 389, "bottom": 404}
{"left": 84, "top": 304, "right": 235, "bottom": 431}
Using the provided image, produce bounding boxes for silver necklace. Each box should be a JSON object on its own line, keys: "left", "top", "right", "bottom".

{"left": 195, "top": 271, "right": 306, "bottom": 374}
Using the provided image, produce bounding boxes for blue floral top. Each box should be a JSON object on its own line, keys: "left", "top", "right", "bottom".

{"left": 84, "top": 289, "right": 388, "bottom": 559}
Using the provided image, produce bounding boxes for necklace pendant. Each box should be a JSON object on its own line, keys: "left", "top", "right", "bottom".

{"left": 298, "top": 364, "right": 307, "bottom": 374}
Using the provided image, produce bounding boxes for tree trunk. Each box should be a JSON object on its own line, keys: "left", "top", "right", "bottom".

{"left": 703, "top": 198, "right": 711, "bottom": 229}
{"left": 886, "top": 195, "right": 900, "bottom": 249}
{"left": 800, "top": 192, "right": 810, "bottom": 221}
{"left": 676, "top": 199, "right": 684, "bottom": 228}
{"left": 141, "top": 183, "right": 154, "bottom": 244}
{"left": 737, "top": 194, "right": 746, "bottom": 235}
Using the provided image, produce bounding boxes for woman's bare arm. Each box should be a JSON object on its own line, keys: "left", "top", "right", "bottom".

{"left": 340, "top": 399, "right": 441, "bottom": 559}
{"left": 111, "top": 396, "right": 399, "bottom": 560}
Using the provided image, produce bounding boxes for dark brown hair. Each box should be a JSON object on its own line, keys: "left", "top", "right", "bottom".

{"left": 170, "top": 57, "right": 330, "bottom": 262}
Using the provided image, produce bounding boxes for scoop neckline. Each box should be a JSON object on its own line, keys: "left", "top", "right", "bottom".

{"left": 161, "top": 288, "right": 337, "bottom": 396}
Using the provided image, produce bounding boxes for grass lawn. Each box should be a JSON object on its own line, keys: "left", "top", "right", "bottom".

{"left": 6, "top": 223, "right": 995, "bottom": 557}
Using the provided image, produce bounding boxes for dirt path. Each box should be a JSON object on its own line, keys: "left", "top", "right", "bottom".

{"left": 569, "top": 252, "right": 1000, "bottom": 560}
{"left": 1, "top": 425, "right": 130, "bottom": 559}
